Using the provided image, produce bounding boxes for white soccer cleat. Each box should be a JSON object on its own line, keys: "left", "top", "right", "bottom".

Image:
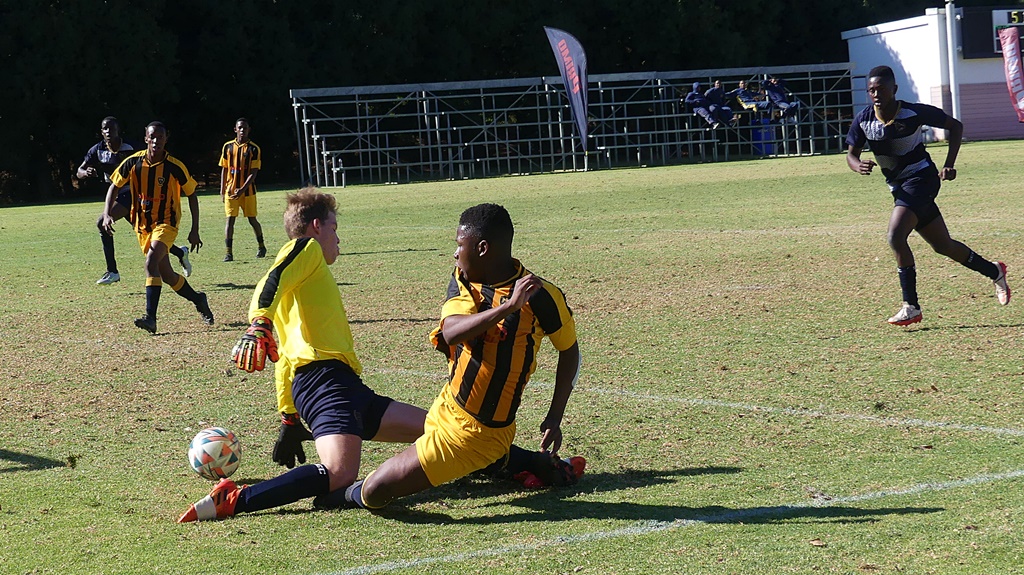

{"left": 887, "top": 302, "right": 922, "bottom": 326}
{"left": 96, "top": 271, "right": 120, "bottom": 285}
{"left": 994, "top": 261, "right": 1010, "bottom": 305}
{"left": 179, "top": 246, "right": 192, "bottom": 277}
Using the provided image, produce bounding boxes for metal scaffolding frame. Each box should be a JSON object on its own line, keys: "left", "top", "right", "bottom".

{"left": 290, "top": 63, "right": 854, "bottom": 187}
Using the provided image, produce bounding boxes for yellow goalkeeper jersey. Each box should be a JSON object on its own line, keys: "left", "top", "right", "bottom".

{"left": 249, "top": 237, "right": 362, "bottom": 413}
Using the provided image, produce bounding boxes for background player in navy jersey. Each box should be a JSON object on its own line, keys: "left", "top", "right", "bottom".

{"left": 81, "top": 117, "right": 192, "bottom": 285}
{"left": 103, "top": 121, "right": 213, "bottom": 333}
{"left": 338, "top": 203, "right": 584, "bottom": 511}
{"left": 846, "top": 65, "right": 1009, "bottom": 326}
{"left": 178, "top": 193, "right": 579, "bottom": 522}
{"left": 219, "top": 118, "right": 267, "bottom": 262}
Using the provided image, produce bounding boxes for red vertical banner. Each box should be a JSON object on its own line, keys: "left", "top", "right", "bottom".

{"left": 998, "top": 26, "right": 1024, "bottom": 123}
{"left": 544, "top": 27, "right": 589, "bottom": 150}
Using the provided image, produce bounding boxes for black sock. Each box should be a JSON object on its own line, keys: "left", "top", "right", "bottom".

{"left": 236, "top": 464, "right": 329, "bottom": 514}
{"left": 343, "top": 480, "right": 370, "bottom": 509}
{"left": 256, "top": 234, "right": 265, "bottom": 249}
{"left": 225, "top": 238, "right": 233, "bottom": 256}
{"left": 145, "top": 285, "right": 161, "bottom": 318}
{"left": 169, "top": 245, "right": 184, "bottom": 258}
{"left": 962, "top": 250, "right": 999, "bottom": 280}
{"left": 480, "top": 444, "right": 534, "bottom": 478}
{"left": 897, "top": 266, "right": 918, "bottom": 308}
{"left": 173, "top": 278, "right": 199, "bottom": 302}
{"left": 101, "top": 233, "right": 118, "bottom": 274}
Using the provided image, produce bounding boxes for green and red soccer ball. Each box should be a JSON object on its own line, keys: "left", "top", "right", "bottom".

{"left": 187, "top": 427, "right": 241, "bottom": 480}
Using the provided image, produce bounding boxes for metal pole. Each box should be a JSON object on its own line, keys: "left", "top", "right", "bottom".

{"left": 292, "top": 98, "right": 307, "bottom": 185}
{"left": 945, "top": 1, "right": 961, "bottom": 119}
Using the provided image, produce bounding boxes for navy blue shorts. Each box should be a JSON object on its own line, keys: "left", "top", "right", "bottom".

{"left": 291, "top": 359, "right": 393, "bottom": 440}
{"left": 115, "top": 187, "right": 131, "bottom": 210}
{"left": 890, "top": 171, "right": 941, "bottom": 229}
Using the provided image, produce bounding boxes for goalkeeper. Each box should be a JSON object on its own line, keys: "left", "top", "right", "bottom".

{"left": 179, "top": 189, "right": 578, "bottom": 523}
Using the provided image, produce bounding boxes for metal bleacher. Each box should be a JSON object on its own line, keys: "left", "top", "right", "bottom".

{"left": 290, "top": 63, "right": 855, "bottom": 187}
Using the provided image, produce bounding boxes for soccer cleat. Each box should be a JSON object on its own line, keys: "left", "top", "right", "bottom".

{"left": 528, "top": 452, "right": 585, "bottom": 487}
{"left": 195, "top": 292, "right": 214, "bottom": 325}
{"left": 134, "top": 315, "right": 157, "bottom": 333}
{"left": 515, "top": 455, "right": 586, "bottom": 489}
{"left": 177, "top": 478, "right": 242, "bottom": 522}
{"left": 96, "top": 271, "right": 120, "bottom": 285}
{"left": 994, "top": 261, "right": 1010, "bottom": 305}
{"left": 223, "top": 253, "right": 233, "bottom": 262}
{"left": 887, "top": 302, "right": 922, "bottom": 326}
{"left": 178, "top": 246, "right": 192, "bottom": 278}
{"left": 256, "top": 246, "right": 267, "bottom": 258}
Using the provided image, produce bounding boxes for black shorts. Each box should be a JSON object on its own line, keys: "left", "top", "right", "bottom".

{"left": 291, "top": 359, "right": 393, "bottom": 440}
{"left": 890, "top": 171, "right": 941, "bottom": 229}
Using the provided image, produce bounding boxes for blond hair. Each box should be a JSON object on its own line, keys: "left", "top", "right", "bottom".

{"left": 283, "top": 187, "right": 337, "bottom": 239}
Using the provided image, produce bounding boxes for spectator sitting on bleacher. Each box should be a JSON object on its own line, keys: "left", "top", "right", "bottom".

{"left": 684, "top": 82, "right": 719, "bottom": 129}
{"left": 762, "top": 77, "right": 801, "bottom": 122}
{"left": 727, "top": 80, "right": 771, "bottom": 112}
{"left": 704, "top": 80, "right": 735, "bottom": 127}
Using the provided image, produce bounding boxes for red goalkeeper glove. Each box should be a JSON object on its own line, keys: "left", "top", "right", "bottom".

{"left": 231, "top": 316, "right": 279, "bottom": 372}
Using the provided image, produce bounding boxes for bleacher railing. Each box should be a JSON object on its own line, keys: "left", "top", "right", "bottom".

{"left": 290, "top": 63, "right": 854, "bottom": 187}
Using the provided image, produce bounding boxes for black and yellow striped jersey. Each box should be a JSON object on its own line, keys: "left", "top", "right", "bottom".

{"left": 249, "top": 237, "right": 362, "bottom": 413}
{"left": 429, "top": 260, "right": 576, "bottom": 427}
{"left": 219, "top": 139, "right": 261, "bottom": 197}
{"left": 110, "top": 151, "right": 197, "bottom": 232}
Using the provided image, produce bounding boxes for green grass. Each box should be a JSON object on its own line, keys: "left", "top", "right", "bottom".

{"left": 3, "top": 141, "right": 1024, "bottom": 574}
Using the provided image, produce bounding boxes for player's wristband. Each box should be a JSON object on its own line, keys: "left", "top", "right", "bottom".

{"left": 281, "top": 412, "right": 302, "bottom": 425}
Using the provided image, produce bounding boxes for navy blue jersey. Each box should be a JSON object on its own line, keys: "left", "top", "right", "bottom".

{"left": 846, "top": 101, "right": 949, "bottom": 183}
{"left": 81, "top": 140, "right": 134, "bottom": 183}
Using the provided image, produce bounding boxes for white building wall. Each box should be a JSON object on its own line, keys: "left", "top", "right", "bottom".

{"left": 842, "top": 6, "right": 1024, "bottom": 141}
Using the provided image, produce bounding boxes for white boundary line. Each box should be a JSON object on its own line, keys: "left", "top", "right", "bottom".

{"left": 319, "top": 469, "right": 1024, "bottom": 575}
{"left": 367, "top": 369, "right": 1024, "bottom": 437}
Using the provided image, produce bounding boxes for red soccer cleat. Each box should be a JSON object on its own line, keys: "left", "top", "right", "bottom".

{"left": 178, "top": 478, "right": 243, "bottom": 523}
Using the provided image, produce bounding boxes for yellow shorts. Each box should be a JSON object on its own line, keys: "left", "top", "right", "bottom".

{"left": 224, "top": 194, "right": 258, "bottom": 217}
{"left": 415, "top": 391, "right": 516, "bottom": 487}
{"left": 136, "top": 224, "right": 178, "bottom": 254}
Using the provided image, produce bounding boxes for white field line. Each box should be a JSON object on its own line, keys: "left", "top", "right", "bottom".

{"left": 368, "top": 369, "right": 1024, "bottom": 437}
{"left": 317, "top": 468, "right": 1024, "bottom": 575}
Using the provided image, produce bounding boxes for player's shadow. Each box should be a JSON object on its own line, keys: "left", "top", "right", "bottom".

{"left": 342, "top": 248, "right": 438, "bottom": 257}
{"left": 370, "top": 466, "right": 942, "bottom": 527}
{"left": 213, "top": 282, "right": 257, "bottom": 292}
{"left": 909, "top": 322, "right": 1024, "bottom": 333}
{"left": 0, "top": 449, "right": 67, "bottom": 473}
{"left": 349, "top": 317, "right": 438, "bottom": 325}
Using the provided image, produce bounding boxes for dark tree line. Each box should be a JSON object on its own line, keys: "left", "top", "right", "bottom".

{"left": 0, "top": 0, "right": 1001, "bottom": 203}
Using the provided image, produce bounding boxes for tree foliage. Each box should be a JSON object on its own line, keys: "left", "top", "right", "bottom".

{"left": 0, "top": 0, "right": 1015, "bottom": 203}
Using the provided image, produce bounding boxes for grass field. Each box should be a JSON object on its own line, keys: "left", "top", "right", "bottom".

{"left": 3, "top": 141, "right": 1024, "bottom": 574}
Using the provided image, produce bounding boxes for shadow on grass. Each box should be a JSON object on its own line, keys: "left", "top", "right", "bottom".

{"left": 0, "top": 449, "right": 66, "bottom": 473}
{"left": 362, "top": 466, "right": 942, "bottom": 526}
{"left": 910, "top": 322, "right": 1024, "bottom": 332}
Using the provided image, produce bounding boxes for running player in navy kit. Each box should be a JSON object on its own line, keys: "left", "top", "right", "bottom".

{"left": 846, "top": 65, "right": 1009, "bottom": 325}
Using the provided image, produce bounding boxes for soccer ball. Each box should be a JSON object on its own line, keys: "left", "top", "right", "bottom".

{"left": 187, "top": 427, "right": 241, "bottom": 480}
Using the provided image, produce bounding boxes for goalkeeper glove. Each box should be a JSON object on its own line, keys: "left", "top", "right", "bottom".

{"left": 272, "top": 412, "right": 314, "bottom": 468}
{"left": 232, "top": 316, "right": 279, "bottom": 372}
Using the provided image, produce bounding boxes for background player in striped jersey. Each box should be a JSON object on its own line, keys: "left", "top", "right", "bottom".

{"left": 178, "top": 192, "right": 581, "bottom": 522}
{"left": 219, "top": 118, "right": 267, "bottom": 262}
{"left": 79, "top": 116, "right": 191, "bottom": 285}
{"left": 341, "top": 203, "right": 584, "bottom": 510}
{"left": 101, "top": 121, "right": 214, "bottom": 333}
{"left": 846, "top": 65, "right": 1009, "bottom": 326}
